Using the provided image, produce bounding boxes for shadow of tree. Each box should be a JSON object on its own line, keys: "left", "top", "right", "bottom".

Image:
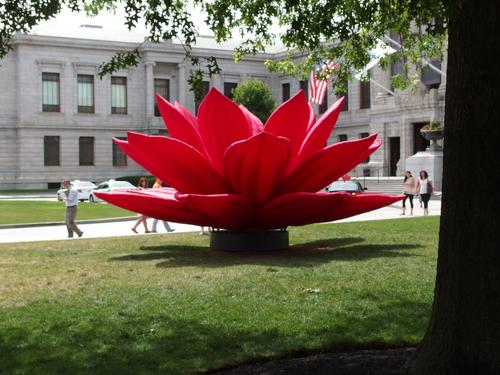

{"left": 0, "top": 294, "right": 430, "bottom": 374}
{"left": 109, "top": 237, "right": 421, "bottom": 268}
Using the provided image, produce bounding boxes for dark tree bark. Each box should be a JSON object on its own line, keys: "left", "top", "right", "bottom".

{"left": 412, "top": 1, "right": 500, "bottom": 373}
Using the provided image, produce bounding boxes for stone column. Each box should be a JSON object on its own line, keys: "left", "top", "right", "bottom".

{"left": 145, "top": 61, "right": 155, "bottom": 119}
{"left": 290, "top": 79, "right": 300, "bottom": 96}
{"left": 177, "top": 63, "right": 187, "bottom": 106}
{"left": 212, "top": 73, "right": 224, "bottom": 92}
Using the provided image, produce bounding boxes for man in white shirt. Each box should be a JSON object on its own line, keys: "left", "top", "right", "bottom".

{"left": 61, "top": 180, "right": 83, "bottom": 238}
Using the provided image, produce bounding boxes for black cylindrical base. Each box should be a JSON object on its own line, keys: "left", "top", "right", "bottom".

{"left": 210, "top": 230, "right": 289, "bottom": 251}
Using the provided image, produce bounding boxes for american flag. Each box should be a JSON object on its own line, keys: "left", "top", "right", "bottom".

{"left": 308, "top": 62, "right": 339, "bottom": 105}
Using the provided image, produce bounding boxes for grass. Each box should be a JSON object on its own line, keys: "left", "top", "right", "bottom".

{"left": 0, "top": 217, "right": 439, "bottom": 374}
{"left": 0, "top": 201, "right": 134, "bottom": 225}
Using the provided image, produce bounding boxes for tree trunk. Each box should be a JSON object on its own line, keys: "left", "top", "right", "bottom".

{"left": 412, "top": 1, "right": 500, "bottom": 373}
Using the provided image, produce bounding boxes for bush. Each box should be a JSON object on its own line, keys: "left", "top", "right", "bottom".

{"left": 116, "top": 175, "right": 156, "bottom": 187}
{"left": 232, "top": 80, "right": 277, "bottom": 123}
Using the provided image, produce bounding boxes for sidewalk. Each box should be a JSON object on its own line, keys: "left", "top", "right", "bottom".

{"left": 0, "top": 219, "right": 202, "bottom": 244}
{"left": 0, "top": 200, "right": 440, "bottom": 244}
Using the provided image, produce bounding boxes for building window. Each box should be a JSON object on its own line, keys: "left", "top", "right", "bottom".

{"left": 319, "top": 90, "right": 328, "bottom": 114}
{"left": 224, "top": 82, "right": 238, "bottom": 99}
{"left": 299, "top": 80, "right": 308, "bottom": 98}
{"left": 338, "top": 134, "right": 348, "bottom": 142}
{"left": 42, "top": 73, "right": 60, "bottom": 112}
{"left": 79, "top": 137, "right": 94, "bottom": 166}
{"left": 44, "top": 136, "right": 60, "bottom": 166}
{"left": 389, "top": 32, "right": 405, "bottom": 92}
{"left": 77, "top": 74, "right": 94, "bottom": 113}
{"left": 421, "top": 59, "right": 442, "bottom": 89}
{"left": 337, "top": 80, "right": 349, "bottom": 111}
{"left": 154, "top": 79, "right": 170, "bottom": 116}
{"left": 111, "top": 77, "right": 127, "bottom": 114}
{"left": 195, "top": 81, "right": 210, "bottom": 114}
{"left": 282, "top": 83, "right": 290, "bottom": 102}
{"left": 112, "top": 137, "right": 127, "bottom": 167}
{"left": 390, "top": 60, "right": 405, "bottom": 91}
{"left": 360, "top": 132, "right": 370, "bottom": 163}
{"left": 360, "top": 80, "right": 371, "bottom": 109}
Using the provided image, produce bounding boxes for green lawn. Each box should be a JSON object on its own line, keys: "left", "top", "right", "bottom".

{"left": 0, "top": 217, "right": 439, "bottom": 374}
{"left": 0, "top": 201, "right": 134, "bottom": 224}
{"left": 0, "top": 189, "right": 57, "bottom": 195}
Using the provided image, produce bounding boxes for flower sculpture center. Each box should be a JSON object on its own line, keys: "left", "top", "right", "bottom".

{"left": 95, "top": 88, "right": 402, "bottom": 249}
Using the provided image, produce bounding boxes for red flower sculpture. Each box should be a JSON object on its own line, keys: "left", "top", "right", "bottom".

{"left": 96, "top": 88, "right": 402, "bottom": 229}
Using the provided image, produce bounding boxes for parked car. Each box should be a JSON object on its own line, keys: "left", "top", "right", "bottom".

{"left": 89, "top": 180, "right": 137, "bottom": 202}
{"left": 56, "top": 180, "right": 97, "bottom": 202}
{"left": 326, "top": 180, "right": 367, "bottom": 195}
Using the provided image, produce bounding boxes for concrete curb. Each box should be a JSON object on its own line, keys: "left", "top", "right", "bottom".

{"left": 0, "top": 216, "right": 137, "bottom": 229}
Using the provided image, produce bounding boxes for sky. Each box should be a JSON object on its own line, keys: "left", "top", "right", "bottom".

{"left": 30, "top": 4, "right": 286, "bottom": 53}
{"left": 31, "top": 5, "right": 264, "bottom": 46}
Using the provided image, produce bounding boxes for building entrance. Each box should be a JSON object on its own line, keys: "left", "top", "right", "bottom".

{"left": 389, "top": 137, "right": 400, "bottom": 176}
{"left": 413, "top": 122, "right": 430, "bottom": 153}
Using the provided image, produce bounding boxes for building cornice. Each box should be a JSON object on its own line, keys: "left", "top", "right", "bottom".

{"left": 12, "top": 34, "right": 277, "bottom": 62}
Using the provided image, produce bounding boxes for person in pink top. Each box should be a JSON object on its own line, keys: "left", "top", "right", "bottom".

{"left": 131, "top": 177, "right": 151, "bottom": 233}
{"left": 401, "top": 171, "right": 416, "bottom": 215}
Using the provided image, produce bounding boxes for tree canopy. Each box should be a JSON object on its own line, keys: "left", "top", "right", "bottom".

{"left": 1, "top": 0, "right": 447, "bottom": 91}
{"left": 231, "top": 79, "right": 277, "bottom": 123}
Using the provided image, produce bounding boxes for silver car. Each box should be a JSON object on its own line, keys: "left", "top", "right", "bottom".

{"left": 57, "top": 180, "right": 97, "bottom": 202}
{"left": 89, "top": 180, "right": 137, "bottom": 202}
{"left": 326, "top": 180, "right": 367, "bottom": 195}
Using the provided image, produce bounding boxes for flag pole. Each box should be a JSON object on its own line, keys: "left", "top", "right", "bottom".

{"left": 369, "top": 78, "right": 396, "bottom": 96}
{"left": 383, "top": 35, "right": 446, "bottom": 78}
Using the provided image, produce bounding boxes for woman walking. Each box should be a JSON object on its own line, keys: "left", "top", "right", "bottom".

{"left": 131, "top": 177, "right": 151, "bottom": 233}
{"left": 151, "top": 178, "right": 175, "bottom": 233}
{"left": 416, "top": 170, "right": 434, "bottom": 216}
{"left": 401, "top": 171, "right": 416, "bottom": 215}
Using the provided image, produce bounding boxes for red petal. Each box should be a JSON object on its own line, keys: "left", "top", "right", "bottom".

{"left": 307, "top": 102, "right": 316, "bottom": 130}
{"left": 176, "top": 193, "right": 253, "bottom": 229}
{"left": 281, "top": 134, "right": 379, "bottom": 194}
{"left": 113, "top": 138, "right": 151, "bottom": 174}
{"left": 95, "top": 190, "right": 210, "bottom": 226}
{"left": 175, "top": 101, "right": 199, "bottom": 129}
{"left": 297, "top": 97, "right": 345, "bottom": 164}
{"left": 198, "top": 88, "right": 253, "bottom": 174}
{"left": 223, "top": 132, "right": 290, "bottom": 206}
{"left": 156, "top": 95, "right": 206, "bottom": 155}
{"left": 121, "top": 132, "right": 228, "bottom": 194}
{"left": 264, "top": 90, "right": 309, "bottom": 161}
{"left": 256, "top": 192, "right": 404, "bottom": 228}
{"left": 239, "top": 104, "right": 264, "bottom": 135}
{"left": 358, "top": 138, "right": 382, "bottom": 162}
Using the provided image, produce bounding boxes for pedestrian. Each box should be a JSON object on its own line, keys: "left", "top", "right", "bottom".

{"left": 401, "top": 171, "right": 416, "bottom": 216}
{"left": 416, "top": 170, "right": 434, "bottom": 216}
{"left": 131, "top": 177, "right": 151, "bottom": 233}
{"left": 60, "top": 180, "right": 83, "bottom": 238}
{"left": 151, "top": 178, "right": 175, "bottom": 233}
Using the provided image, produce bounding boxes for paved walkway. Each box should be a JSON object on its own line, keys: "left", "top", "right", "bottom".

{"left": 0, "top": 199, "right": 441, "bottom": 244}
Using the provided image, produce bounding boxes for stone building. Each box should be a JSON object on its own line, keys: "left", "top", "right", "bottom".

{"left": 0, "top": 24, "right": 446, "bottom": 189}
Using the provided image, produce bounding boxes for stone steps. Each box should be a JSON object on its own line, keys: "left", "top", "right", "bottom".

{"left": 351, "top": 177, "right": 441, "bottom": 199}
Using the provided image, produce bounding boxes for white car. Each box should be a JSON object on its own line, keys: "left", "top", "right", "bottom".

{"left": 89, "top": 180, "right": 137, "bottom": 202}
{"left": 57, "top": 180, "right": 97, "bottom": 202}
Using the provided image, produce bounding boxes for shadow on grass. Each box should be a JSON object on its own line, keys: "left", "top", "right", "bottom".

{"left": 0, "top": 294, "right": 430, "bottom": 374}
{"left": 109, "top": 237, "right": 421, "bottom": 268}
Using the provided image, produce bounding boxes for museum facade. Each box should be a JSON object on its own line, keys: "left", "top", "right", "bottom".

{"left": 0, "top": 31, "right": 446, "bottom": 189}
